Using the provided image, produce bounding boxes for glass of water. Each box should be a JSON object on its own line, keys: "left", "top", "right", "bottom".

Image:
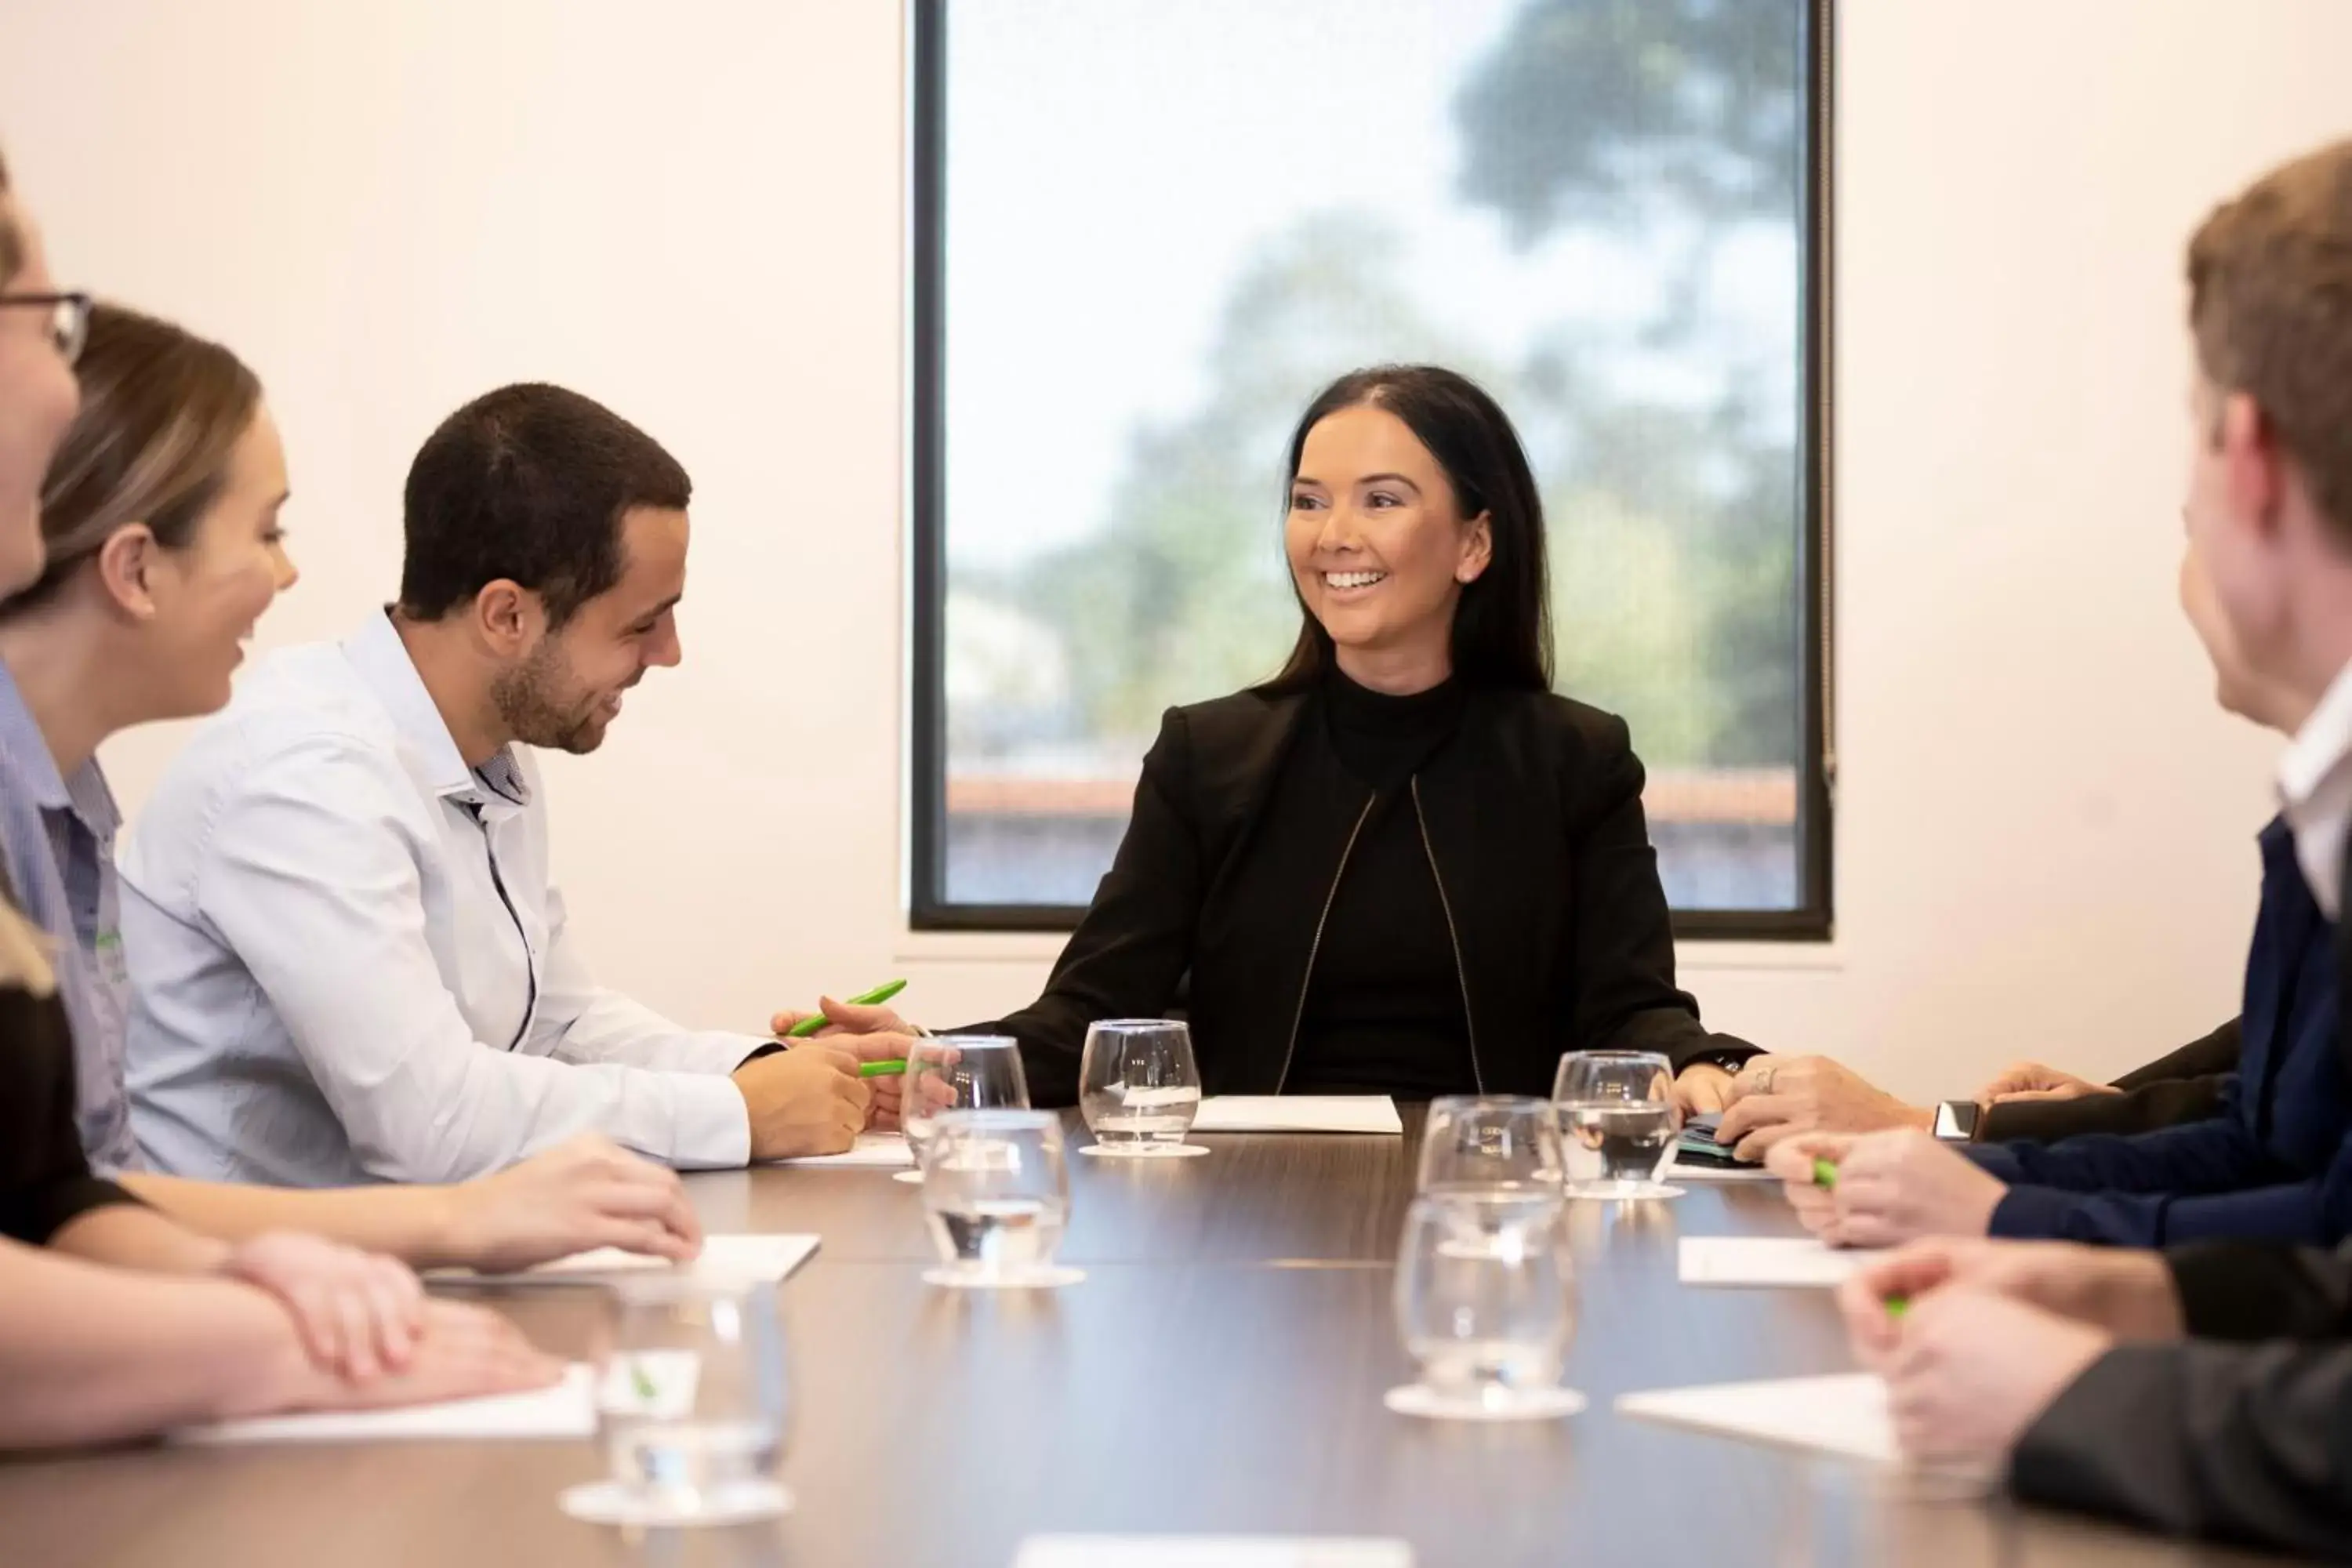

{"left": 1389, "top": 1191, "right": 1581, "bottom": 1420}
{"left": 1417, "top": 1095, "right": 1566, "bottom": 1196}
{"left": 918, "top": 1108, "right": 1078, "bottom": 1287}
{"left": 570, "top": 1277, "right": 791, "bottom": 1526}
{"left": 901, "top": 1034, "right": 1029, "bottom": 1179}
{"left": 1554, "top": 1050, "right": 1682, "bottom": 1200}
{"left": 1078, "top": 1018, "right": 1202, "bottom": 1153}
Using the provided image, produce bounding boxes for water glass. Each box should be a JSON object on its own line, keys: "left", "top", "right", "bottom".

{"left": 902, "top": 1034, "right": 1029, "bottom": 1172}
{"left": 918, "top": 1108, "right": 1076, "bottom": 1286}
{"left": 1553, "top": 1050, "right": 1681, "bottom": 1199}
{"left": 1392, "top": 1192, "right": 1580, "bottom": 1417}
{"left": 1078, "top": 1018, "right": 1202, "bottom": 1150}
{"left": 1417, "top": 1095, "right": 1566, "bottom": 1196}
{"left": 574, "top": 1277, "right": 791, "bottom": 1526}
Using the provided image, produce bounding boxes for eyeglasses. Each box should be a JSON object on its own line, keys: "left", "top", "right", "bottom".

{"left": 0, "top": 291, "right": 92, "bottom": 366}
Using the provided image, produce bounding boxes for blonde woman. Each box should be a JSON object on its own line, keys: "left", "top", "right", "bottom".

{"left": 0, "top": 147, "right": 555, "bottom": 1449}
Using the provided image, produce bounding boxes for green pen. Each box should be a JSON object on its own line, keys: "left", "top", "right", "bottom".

{"left": 1884, "top": 1294, "right": 1911, "bottom": 1321}
{"left": 1812, "top": 1156, "right": 1838, "bottom": 1191}
{"left": 784, "top": 978, "right": 909, "bottom": 1039}
{"left": 858, "top": 1059, "right": 909, "bottom": 1079}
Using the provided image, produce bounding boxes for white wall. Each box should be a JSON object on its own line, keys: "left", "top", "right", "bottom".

{"left": 2, "top": 0, "right": 2343, "bottom": 1102}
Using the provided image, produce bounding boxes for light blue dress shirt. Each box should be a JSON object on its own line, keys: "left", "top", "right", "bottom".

{"left": 121, "top": 612, "right": 760, "bottom": 1186}
{"left": 0, "top": 657, "right": 135, "bottom": 1173}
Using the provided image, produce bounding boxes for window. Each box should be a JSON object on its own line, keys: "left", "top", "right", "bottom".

{"left": 912, "top": 0, "right": 1831, "bottom": 938}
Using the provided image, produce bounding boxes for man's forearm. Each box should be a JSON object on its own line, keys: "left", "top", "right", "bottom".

{"left": 122, "top": 1174, "right": 465, "bottom": 1269}
{"left": 0, "top": 1242, "right": 308, "bottom": 1449}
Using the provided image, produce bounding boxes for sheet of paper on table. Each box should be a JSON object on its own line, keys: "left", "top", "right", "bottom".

{"left": 768, "top": 1132, "right": 914, "bottom": 1167}
{"left": 174, "top": 1364, "right": 596, "bottom": 1446}
{"left": 1665, "top": 1157, "right": 1778, "bottom": 1184}
{"left": 1677, "top": 1236, "right": 1867, "bottom": 1287}
{"left": 462, "top": 1233, "right": 821, "bottom": 1286}
{"left": 1190, "top": 1097, "right": 1404, "bottom": 1134}
{"left": 1016, "top": 1537, "right": 1414, "bottom": 1568}
{"left": 1616, "top": 1373, "right": 1898, "bottom": 1465}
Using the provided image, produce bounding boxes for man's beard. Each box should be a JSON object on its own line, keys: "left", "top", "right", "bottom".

{"left": 492, "top": 637, "right": 608, "bottom": 754}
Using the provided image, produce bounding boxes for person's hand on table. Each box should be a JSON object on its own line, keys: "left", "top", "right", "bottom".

{"left": 733, "top": 1041, "right": 872, "bottom": 1159}
{"left": 1864, "top": 1287, "right": 2113, "bottom": 1465}
{"left": 441, "top": 1135, "right": 702, "bottom": 1274}
{"left": 771, "top": 1000, "right": 922, "bottom": 1132}
{"left": 1838, "top": 1238, "right": 2185, "bottom": 1346}
{"left": 277, "top": 1299, "right": 564, "bottom": 1414}
{"left": 1715, "top": 1054, "right": 1931, "bottom": 1161}
{"left": 220, "top": 1232, "right": 426, "bottom": 1383}
{"left": 1976, "top": 1060, "right": 2122, "bottom": 1105}
{"left": 1763, "top": 1128, "right": 2005, "bottom": 1247}
{"left": 1671, "top": 1062, "right": 1737, "bottom": 1115}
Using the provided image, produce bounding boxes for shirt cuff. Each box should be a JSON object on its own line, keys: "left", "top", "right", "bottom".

{"left": 1987, "top": 1184, "right": 2079, "bottom": 1239}
{"left": 2, "top": 1174, "right": 148, "bottom": 1246}
{"left": 666, "top": 1072, "right": 753, "bottom": 1170}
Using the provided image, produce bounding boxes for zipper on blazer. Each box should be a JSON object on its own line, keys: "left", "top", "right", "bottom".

{"left": 1412, "top": 776, "right": 1485, "bottom": 1095}
{"left": 1273, "top": 793, "right": 1378, "bottom": 1096}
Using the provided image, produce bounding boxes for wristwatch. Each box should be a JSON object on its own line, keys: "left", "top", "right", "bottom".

{"left": 1930, "top": 1099, "right": 1983, "bottom": 1143}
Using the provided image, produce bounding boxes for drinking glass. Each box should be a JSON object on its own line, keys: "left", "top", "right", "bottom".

{"left": 1388, "top": 1191, "right": 1581, "bottom": 1421}
{"left": 1078, "top": 1018, "right": 1203, "bottom": 1154}
{"left": 1553, "top": 1050, "right": 1682, "bottom": 1200}
{"left": 1416, "top": 1095, "right": 1566, "bottom": 1196}
{"left": 898, "top": 1034, "right": 1029, "bottom": 1183}
{"left": 917, "top": 1108, "right": 1080, "bottom": 1287}
{"left": 565, "top": 1277, "right": 792, "bottom": 1526}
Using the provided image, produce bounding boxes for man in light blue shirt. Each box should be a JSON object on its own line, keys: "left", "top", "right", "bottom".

{"left": 123, "top": 383, "right": 888, "bottom": 1186}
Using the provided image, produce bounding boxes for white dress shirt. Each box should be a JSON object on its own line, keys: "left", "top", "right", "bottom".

{"left": 2278, "top": 658, "right": 2352, "bottom": 921}
{"left": 121, "top": 612, "right": 758, "bottom": 1185}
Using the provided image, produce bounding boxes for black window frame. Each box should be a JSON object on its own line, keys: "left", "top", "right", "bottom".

{"left": 909, "top": 0, "right": 1835, "bottom": 941}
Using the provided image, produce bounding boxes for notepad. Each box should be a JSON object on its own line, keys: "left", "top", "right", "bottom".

{"left": 769, "top": 1133, "right": 914, "bottom": 1167}
{"left": 1617, "top": 1373, "right": 1896, "bottom": 1464}
{"left": 1677, "top": 1236, "right": 1866, "bottom": 1287}
{"left": 1665, "top": 1157, "right": 1778, "bottom": 1184}
{"left": 1016, "top": 1538, "right": 1413, "bottom": 1568}
{"left": 1190, "top": 1097, "right": 1404, "bottom": 1134}
{"left": 176, "top": 1363, "right": 596, "bottom": 1446}
{"left": 452, "top": 1234, "right": 820, "bottom": 1286}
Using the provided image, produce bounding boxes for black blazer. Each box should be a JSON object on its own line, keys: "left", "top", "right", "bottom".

{"left": 978, "top": 683, "right": 1753, "bottom": 1105}
{"left": 1978, "top": 1017, "right": 2241, "bottom": 1144}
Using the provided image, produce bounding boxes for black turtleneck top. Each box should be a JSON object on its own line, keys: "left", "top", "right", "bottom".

{"left": 1283, "top": 668, "right": 1478, "bottom": 1098}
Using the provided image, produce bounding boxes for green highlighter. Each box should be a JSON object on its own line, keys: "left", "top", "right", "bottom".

{"left": 1812, "top": 1156, "right": 1839, "bottom": 1190}
{"left": 784, "top": 978, "right": 909, "bottom": 1039}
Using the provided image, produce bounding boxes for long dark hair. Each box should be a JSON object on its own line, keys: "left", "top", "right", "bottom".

{"left": 1262, "top": 365, "right": 1552, "bottom": 693}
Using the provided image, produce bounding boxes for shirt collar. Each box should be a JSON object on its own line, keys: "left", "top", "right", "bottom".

{"left": 2278, "top": 658, "right": 2352, "bottom": 813}
{"left": 0, "top": 656, "right": 118, "bottom": 840}
{"left": 342, "top": 609, "right": 531, "bottom": 808}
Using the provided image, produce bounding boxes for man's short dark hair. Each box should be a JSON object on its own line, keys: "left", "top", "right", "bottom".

{"left": 398, "top": 382, "right": 691, "bottom": 626}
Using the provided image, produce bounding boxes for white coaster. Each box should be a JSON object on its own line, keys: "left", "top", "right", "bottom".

{"left": 1564, "top": 1183, "right": 1684, "bottom": 1203}
{"left": 1078, "top": 1142, "right": 1210, "bottom": 1160}
{"left": 921, "top": 1265, "right": 1087, "bottom": 1290}
{"left": 891, "top": 1169, "right": 925, "bottom": 1185}
{"left": 1382, "top": 1384, "right": 1586, "bottom": 1423}
{"left": 559, "top": 1479, "right": 794, "bottom": 1527}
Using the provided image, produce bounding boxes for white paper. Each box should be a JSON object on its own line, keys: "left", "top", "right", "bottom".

{"left": 1190, "top": 1096, "right": 1403, "bottom": 1134}
{"left": 1016, "top": 1538, "right": 1413, "bottom": 1568}
{"left": 768, "top": 1132, "right": 913, "bottom": 1167}
{"left": 1665, "top": 1156, "right": 1778, "bottom": 1184}
{"left": 1616, "top": 1374, "right": 1897, "bottom": 1465}
{"left": 459, "top": 1233, "right": 820, "bottom": 1286}
{"left": 1677, "top": 1236, "right": 1866, "bottom": 1287}
{"left": 176, "top": 1363, "right": 596, "bottom": 1446}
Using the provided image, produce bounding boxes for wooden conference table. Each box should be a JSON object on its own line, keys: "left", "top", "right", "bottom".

{"left": 0, "top": 1111, "right": 2279, "bottom": 1568}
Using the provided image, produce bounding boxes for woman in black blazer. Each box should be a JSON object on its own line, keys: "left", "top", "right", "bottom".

{"left": 862, "top": 365, "right": 1757, "bottom": 1106}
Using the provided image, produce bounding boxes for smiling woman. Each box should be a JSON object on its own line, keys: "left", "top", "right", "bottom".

{"left": 0, "top": 303, "right": 298, "bottom": 1167}
{"left": 891, "top": 365, "right": 1768, "bottom": 1106}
